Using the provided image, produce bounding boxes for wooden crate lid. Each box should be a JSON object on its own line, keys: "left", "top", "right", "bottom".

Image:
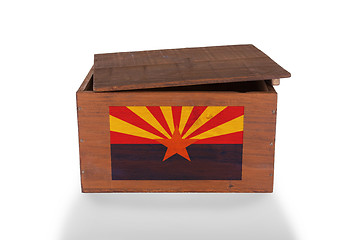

{"left": 93, "top": 44, "right": 290, "bottom": 92}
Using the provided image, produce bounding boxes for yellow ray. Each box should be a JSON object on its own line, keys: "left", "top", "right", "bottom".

{"left": 182, "top": 106, "right": 226, "bottom": 139}
{"left": 160, "top": 106, "right": 174, "bottom": 134}
{"left": 179, "top": 106, "right": 193, "bottom": 134}
{"left": 110, "top": 115, "right": 162, "bottom": 139}
{"left": 190, "top": 115, "right": 244, "bottom": 140}
{"left": 127, "top": 106, "right": 171, "bottom": 139}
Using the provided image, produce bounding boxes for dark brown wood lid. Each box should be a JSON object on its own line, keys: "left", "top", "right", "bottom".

{"left": 93, "top": 44, "right": 291, "bottom": 92}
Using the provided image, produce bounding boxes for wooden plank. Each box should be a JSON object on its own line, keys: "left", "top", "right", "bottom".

{"left": 93, "top": 44, "right": 290, "bottom": 92}
{"left": 77, "top": 75, "right": 278, "bottom": 192}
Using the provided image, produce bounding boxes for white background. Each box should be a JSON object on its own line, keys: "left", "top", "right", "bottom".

{"left": 1, "top": 1, "right": 359, "bottom": 239}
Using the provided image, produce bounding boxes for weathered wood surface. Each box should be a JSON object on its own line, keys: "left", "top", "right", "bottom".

{"left": 77, "top": 69, "right": 278, "bottom": 192}
{"left": 93, "top": 44, "right": 290, "bottom": 92}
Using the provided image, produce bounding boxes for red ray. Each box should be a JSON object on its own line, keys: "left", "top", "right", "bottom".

{"left": 193, "top": 132, "right": 243, "bottom": 144}
{"left": 181, "top": 106, "right": 207, "bottom": 137}
{"left": 109, "top": 106, "right": 167, "bottom": 139}
{"left": 110, "top": 131, "right": 160, "bottom": 144}
{"left": 172, "top": 106, "right": 182, "bottom": 128}
{"left": 146, "top": 106, "right": 172, "bottom": 136}
{"left": 186, "top": 106, "right": 244, "bottom": 139}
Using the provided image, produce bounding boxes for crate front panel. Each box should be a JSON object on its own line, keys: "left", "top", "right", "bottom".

{"left": 77, "top": 91, "right": 277, "bottom": 192}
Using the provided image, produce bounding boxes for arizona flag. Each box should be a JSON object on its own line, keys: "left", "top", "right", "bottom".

{"left": 109, "top": 106, "right": 244, "bottom": 180}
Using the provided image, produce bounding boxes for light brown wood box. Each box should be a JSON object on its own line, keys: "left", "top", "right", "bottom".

{"left": 76, "top": 44, "right": 290, "bottom": 193}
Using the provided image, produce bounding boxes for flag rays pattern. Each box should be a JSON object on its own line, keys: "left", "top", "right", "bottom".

{"left": 109, "top": 106, "right": 244, "bottom": 162}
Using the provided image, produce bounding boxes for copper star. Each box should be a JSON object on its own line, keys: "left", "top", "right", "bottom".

{"left": 156, "top": 128, "right": 198, "bottom": 161}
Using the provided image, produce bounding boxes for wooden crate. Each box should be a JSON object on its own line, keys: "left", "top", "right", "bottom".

{"left": 77, "top": 44, "right": 290, "bottom": 192}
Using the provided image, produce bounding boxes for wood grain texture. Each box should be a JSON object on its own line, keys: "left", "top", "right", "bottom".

{"left": 77, "top": 69, "right": 278, "bottom": 192}
{"left": 93, "top": 44, "right": 290, "bottom": 92}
